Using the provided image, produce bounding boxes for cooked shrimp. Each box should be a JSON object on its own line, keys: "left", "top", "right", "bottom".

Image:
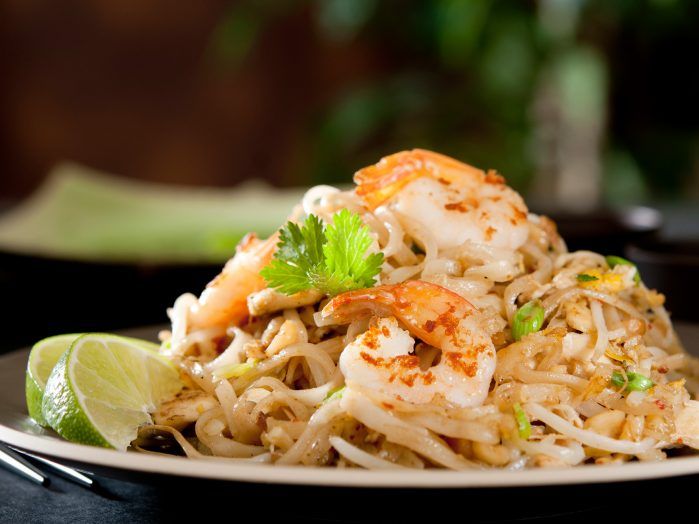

{"left": 354, "top": 149, "right": 529, "bottom": 250}
{"left": 319, "top": 280, "right": 496, "bottom": 407}
{"left": 189, "top": 232, "right": 278, "bottom": 330}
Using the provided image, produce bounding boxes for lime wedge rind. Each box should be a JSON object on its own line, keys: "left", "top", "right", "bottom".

{"left": 25, "top": 334, "right": 81, "bottom": 426}
{"left": 42, "top": 345, "right": 112, "bottom": 448}
{"left": 41, "top": 333, "right": 182, "bottom": 451}
{"left": 25, "top": 372, "right": 47, "bottom": 426}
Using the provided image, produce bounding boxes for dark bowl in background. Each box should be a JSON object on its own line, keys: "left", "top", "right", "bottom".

{"left": 626, "top": 240, "right": 699, "bottom": 322}
{"left": 536, "top": 206, "right": 662, "bottom": 254}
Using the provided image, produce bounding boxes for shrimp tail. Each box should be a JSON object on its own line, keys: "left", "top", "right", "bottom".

{"left": 354, "top": 149, "right": 487, "bottom": 209}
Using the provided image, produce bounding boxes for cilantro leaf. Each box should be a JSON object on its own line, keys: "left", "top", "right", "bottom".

{"left": 259, "top": 258, "right": 311, "bottom": 295}
{"left": 324, "top": 209, "right": 383, "bottom": 291}
{"left": 277, "top": 215, "right": 325, "bottom": 270}
{"left": 260, "top": 214, "right": 326, "bottom": 295}
{"left": 261, "top": 210, "right": 384, "bottom": 297}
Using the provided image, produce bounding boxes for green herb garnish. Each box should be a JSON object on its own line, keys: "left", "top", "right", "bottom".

{"left": 260, "top": 210, "right": 384, "bottom": 296}
{"left": 513, "top": 403, "right": 531, "bottom": 440}
{"left": 606, "top": 255, "right": 641, "bottom": 284}
{"left": 576, "top": 273, "right": 599, "bottom": 282}
{"left": 610, "top": 371, "right": 654, "bottom": 392}
{"left": 512, "top": 300, "right": 545, "bottom": 341}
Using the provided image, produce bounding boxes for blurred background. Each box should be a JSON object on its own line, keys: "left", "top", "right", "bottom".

{"left": 1, "top": 0, "right": 698, "bottom": 348}
{"left": 3, "top": 0, "right": 699, "bottom": 203}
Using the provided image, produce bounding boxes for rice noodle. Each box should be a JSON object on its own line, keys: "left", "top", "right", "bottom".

{"left": 302, "top": 185, "right": 340, "bottom": 217}
{"left": 207, "top": 328, "right": 252, "bottom": 372}
{"left": 135, "top": 425, "right": 272, "bottom": 463}
{"left": 275, "top": 400, "right": 345, "bottom": 465}
{"left": 341, "top": 390, "right": 480, "bottom": 470}
{"left": 514, "top": 366, "right": 588, "bottom": 392}
{"left": 590, "top": 300, "right": 609, "bottom": 362}
{"left": 166, "top": 293, "right": 197, "bottom": 356}
{"left": 526, "top": 403, "right": 656, "bottom": 455}
{"left": 375, "top": 206, "right": 414, "bottom": 264}
{"left": 214, "top": 378, "right": 238, "bottom": 433}
{"left": 232, "top": 343, "right": 337, "bottom": 392}
{"left": 511, "top": 437, "right": 585, "bottom": 466}
{"left": 195, "top": 407, "right": 267, "bottom": 458}
{"left": 329, "top": 436, "right": 406, "bottom": 469}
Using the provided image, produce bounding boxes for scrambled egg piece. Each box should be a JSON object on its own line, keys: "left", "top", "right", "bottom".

{"left": 577, "top": 267, "right": 635, "bottom": 294}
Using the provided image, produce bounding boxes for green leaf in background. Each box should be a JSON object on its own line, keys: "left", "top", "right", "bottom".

{"left": 0, "top": 163, "right": 303, "bottom": 264}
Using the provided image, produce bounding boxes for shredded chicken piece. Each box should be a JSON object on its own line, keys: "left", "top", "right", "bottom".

{"left": 247, "top": 288, "right": 323, "bottom": 317}
{"left": 153, "top": 390, "right": 218, "bottom": 430}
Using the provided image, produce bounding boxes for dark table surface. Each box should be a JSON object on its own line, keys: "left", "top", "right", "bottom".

{"left": 2, "top": 463, "right": 698, "bottom": 523}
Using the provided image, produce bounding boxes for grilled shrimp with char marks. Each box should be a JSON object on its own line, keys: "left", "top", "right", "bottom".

{"left": 320, "top": 280, "right": 496, "bottom": 407}
{"left": 354, "top": 149, "right": 530, "bottom": 251}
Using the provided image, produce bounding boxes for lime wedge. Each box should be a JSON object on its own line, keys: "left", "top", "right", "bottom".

{"left": 25, "top": 333, "right": 162, "bottom": 427}
{"left": 42, "top": 334, "right": 183, "bottom": 450}
{"left": 26, "top": 334, "right": 81, "bottom": 426}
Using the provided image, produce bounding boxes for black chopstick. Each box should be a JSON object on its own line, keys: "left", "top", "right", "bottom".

{"left": 0, "top": 443, "right": 50, "bottom": 486}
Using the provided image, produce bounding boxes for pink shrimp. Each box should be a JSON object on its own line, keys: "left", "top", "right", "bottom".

{"left": 354, "top": 149, "right": 529, "bottom": 250}
{"left": 320, "top": 280, "right": 496, "bottom": 407}
{"left": 188, "top": 232, "right": 278, "bottom": 330}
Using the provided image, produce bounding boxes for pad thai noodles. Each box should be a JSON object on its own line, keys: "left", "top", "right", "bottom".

{"left": 138, "top": 149, "right": 699, "bottom": 470}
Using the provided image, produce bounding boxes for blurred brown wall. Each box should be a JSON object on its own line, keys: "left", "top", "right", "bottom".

{"left": 0, "top": 0, "right": 380, "bottom": 198}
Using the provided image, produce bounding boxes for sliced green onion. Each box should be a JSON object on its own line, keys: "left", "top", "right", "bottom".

{"left": 576, "top": 273, "right": 599, "bottom": 282}
{"left": 512, "top": 300, "right": 545, "bottom": 341}
{"left": 610, "top": 371, "right": 654, "bottom": 392}
{"left": 213, "top": 359, "right": 258, "bottom": 379}
{"left": 324, "top": 386, "right": 346, "bottom": 403}
{"left": 606, "top": 255, "right": 641, "bottom": 283}
{"left": 610, "top": 371, "right": 625, "bottom": 388}
{"left": 513, "top": 403, "right": 531, "bottom": 440}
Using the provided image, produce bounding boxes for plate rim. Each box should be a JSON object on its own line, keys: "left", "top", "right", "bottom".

{"left": 3, "top": 421, "right": 699, "bottom": 487}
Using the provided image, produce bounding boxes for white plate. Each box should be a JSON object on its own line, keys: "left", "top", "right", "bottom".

{"left": 2, "top": 324, "right": 699, "bottom": 488}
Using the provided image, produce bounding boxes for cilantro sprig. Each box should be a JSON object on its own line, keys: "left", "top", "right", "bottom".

{"left": 260, "top": 210, "right": 384, "bottom": 296}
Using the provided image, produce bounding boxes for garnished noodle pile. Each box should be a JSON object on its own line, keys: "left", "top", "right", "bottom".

{"left": 137, "top": 150, "right": 699, "bottom": 469}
